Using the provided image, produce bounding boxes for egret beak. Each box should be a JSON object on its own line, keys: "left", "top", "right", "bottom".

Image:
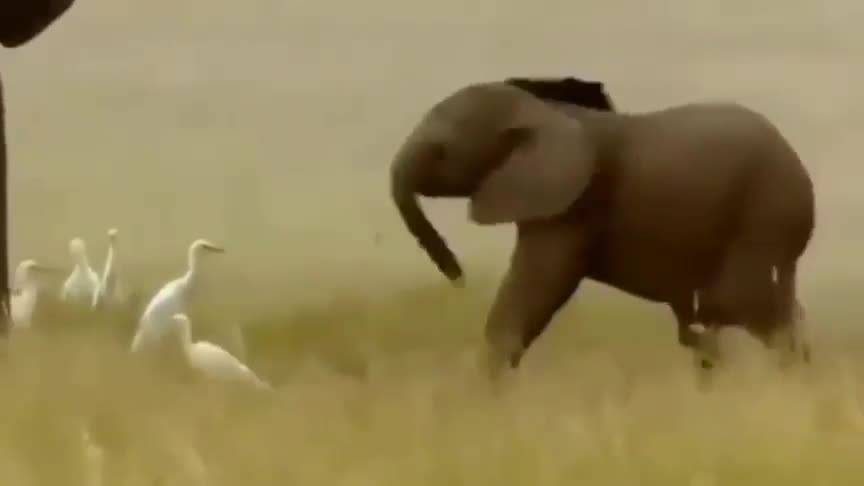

{"left": 203, "top": 244, "right": 225, "bottom": 253}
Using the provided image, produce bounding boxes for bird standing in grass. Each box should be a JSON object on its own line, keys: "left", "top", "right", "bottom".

{"left": 130, "top": 239, "right": 225, "bottom": 354}
{"left": 172, "top": 313, "right": 271, "bottom": 390}
{"left": 60, "top": 237, "right": 100, "bottom": 305}
{"left": 10, "top": 259, "right": 62, "bottom": 329}
{"left": 92, "top": 228, "right": 125, "bottom": 309}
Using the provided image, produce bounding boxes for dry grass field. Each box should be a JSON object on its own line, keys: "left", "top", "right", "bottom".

{"left": 2, "top": 0, "right": 864, "bottom": 484}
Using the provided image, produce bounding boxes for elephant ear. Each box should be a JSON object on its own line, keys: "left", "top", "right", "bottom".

{"left": 469, "top": 110, "right": 595, "bottom": 225}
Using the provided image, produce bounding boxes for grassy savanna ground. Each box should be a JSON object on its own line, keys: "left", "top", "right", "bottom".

{"left": 2, "top": 0, "right": 864, "bottom": 484}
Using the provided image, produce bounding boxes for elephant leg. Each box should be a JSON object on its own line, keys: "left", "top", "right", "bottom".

{"left": 748, "top": 302, "right": 811, "bottom": 368}
{"left": 670, "top": 297, "right": 697, "bottom": 348}
{"left": 794, "top": 300, "right": 812, "bottom": 364}
{"left": 481, "top": 221, "right": 586, "bottom": 382}
{"left": 670, "top": 292, "right": 719, "bottom": 372}
{"left": 749, "top": 263, "right": 811, "bottom": 368}
{"left": 701, "top": 233, "right": 776, "bottom": 329}
{"left": 763, "top": 322, "right": 811, "bottom": 369}
{"left": 690, "top": 323, "right": 721, "bottom": 372}
{"left": 774, "top": 263, "right": 811, "bottom": 365}
{"left": 753, "top": 325, "right": 799, "bottom": 363}
{"left": 706, "top": 237, "right": 810, "bottom": 369}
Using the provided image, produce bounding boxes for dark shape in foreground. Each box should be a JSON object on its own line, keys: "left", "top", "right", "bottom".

{"left": 0, "top": 0, "right": 78, "bottom": 333}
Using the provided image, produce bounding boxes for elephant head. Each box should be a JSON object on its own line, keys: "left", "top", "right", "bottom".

{"left": 390, "top": 81, "right": 599, "bottom": 285}
{"left": 0, "top": 0, "right": 76, "bottom": 48}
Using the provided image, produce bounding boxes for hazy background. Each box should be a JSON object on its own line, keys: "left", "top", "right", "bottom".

{"left": 4, "top": 2, "right": 864, "bottom": 484}
{"left": 3, "top": 0, "right": 863, "bottom": 329}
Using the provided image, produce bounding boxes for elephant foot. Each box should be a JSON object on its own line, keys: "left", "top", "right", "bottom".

{"left": 801, "top": 343, "right": 812, "bottom": 364}
{"left": 791, "top": 326, "right": 813, "bottom": 366}
{"left": 476, "top": 362, "right": 516, "bottom": 398}
{"left": 776, "top": 343, "right": 811, "bottom": 371}
{"left": 475, "top": 334, "right": 525, "bottom": 397}
{"left": 686, "top": 322, "right": 721, "bottom": 389}
{"left": 691, "top": 351, "right": 720, "bottom": 392}
{"left": 689, "top": 323, "right": 720, "bottom": 361}
{"left": 759, "top": 324, "right": 811, "bottom": 371}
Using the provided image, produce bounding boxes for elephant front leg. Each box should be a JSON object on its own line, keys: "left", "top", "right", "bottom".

{"left": 481, "top": 221, "right": 587, "bottom": 383}
{"left": 670, "top": 293, "right": 720, "bottom": 372}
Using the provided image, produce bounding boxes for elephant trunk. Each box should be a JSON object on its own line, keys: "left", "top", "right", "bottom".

{"left": 390, "top": 156, "right": 464, "bottom": 286}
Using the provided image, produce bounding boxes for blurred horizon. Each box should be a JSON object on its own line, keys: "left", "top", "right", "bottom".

{"left": 2, "top": 0, "right": 862, "bottom": 325}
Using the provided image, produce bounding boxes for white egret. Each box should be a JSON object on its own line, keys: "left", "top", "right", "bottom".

{"left": 10, "top": 259, "right": 63, "bottom": 329}
{"left": 172, "top": 313, "right": 271, "bottom": 390}
{"left": 130, "top": 239, "right": 224, "bottom": 354}
{"left": 92, "top": 228, "right": 126, "bottom": 308}
{"left": 60, "top": 237, "right": 100, "bottom": 305}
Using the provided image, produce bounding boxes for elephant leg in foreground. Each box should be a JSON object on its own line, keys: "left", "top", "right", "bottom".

{"left": 481, "top": 221, "right": 586, "bottom": 381}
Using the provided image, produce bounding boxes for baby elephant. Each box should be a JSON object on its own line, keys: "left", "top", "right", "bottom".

{"left": 389, "top": 79, "right": 815, "bottom": 379}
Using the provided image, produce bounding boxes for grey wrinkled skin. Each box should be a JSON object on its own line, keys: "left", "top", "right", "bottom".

{"left": 0, "top": 0, "right": 77, "bottom": 333}
{"left": 389, "top": 78, "right": 815, "bottom": 381}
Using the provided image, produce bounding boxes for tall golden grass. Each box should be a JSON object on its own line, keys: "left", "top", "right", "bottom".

{"left": 1, "top": 280, "right": 863, "bottom": 486}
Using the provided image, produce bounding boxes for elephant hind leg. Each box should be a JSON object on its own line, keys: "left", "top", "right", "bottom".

{"left": 705, "top": 245, "right": 810, "bottom": 368}
{"left": 754, "top": 261, "right": 811, "bottom": 366}
{"left": 700, "top": 234, "right": 779, "bottom": 328}
{"left": 481, "top": 221, "right": 586, "bottom": 380}
{"left": 778, "top": 263, "right": 810, "bottom": 364}
{"left": 694, "top": 235, "right": 784, "bottom": 372}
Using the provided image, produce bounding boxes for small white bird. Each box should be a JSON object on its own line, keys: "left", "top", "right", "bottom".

{"left": 60, "top": 237, "right": 100, "bottom": 305}
{"left": 130, "top": 239, "right": 224, "bottom": 354}
{"left": 92, "top": 228, "right": 126, "bottom": 308}
{"left": 172, "top": 313, "right": 271, "bottom": 390}
{"left": 10, "top": 259, "right": 63, "bottom": 329}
